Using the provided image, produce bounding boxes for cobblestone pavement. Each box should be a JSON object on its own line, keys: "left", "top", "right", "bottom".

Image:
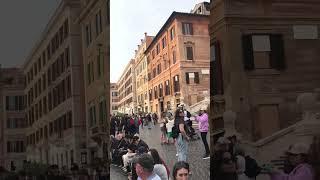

{"left": 111, "top": 123, "right": 210, "bottom": 180}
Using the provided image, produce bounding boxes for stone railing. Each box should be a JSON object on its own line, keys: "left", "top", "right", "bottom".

{"left": 188, "top": 96, "right": 210, "bottom": 113}
{"left": 222, "top": 89, "right": 320, "bottom": 180}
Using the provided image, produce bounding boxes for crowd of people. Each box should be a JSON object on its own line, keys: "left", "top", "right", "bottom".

{"left": 110, "top": 103, "right": 210, "bottom": 180}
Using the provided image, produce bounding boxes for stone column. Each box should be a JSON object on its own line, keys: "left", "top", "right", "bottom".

{"left": 294, "top": 92, "right": 320, "bottom": 144}
{"left": 223, "top": 110, "right": 242, "bottom": 139}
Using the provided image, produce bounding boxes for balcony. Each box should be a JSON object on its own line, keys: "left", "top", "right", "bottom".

{"left": 47, "top": 131, "right": 64, "bottom": 148}
{"left": 90, "top": 125, "right": 108, "bottom": 144}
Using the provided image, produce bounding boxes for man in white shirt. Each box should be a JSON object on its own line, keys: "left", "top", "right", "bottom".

{"left": 135, "top": 154, "right": 161, "bottom": 180}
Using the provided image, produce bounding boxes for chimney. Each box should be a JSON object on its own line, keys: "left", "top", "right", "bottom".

{"left": 135, "top": 50, "right": 137, "bottom": 54}
{"left": 141, "top": 39, "right": 143, "bottom": 43}
{"left": 144, "top": 32, "right": 147, "bottom": 37}
{"left": 138, "top": 45, "right": 140, "bottom": 48}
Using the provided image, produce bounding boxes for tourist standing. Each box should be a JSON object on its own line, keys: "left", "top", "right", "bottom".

{"left": 174, "top": 109, "right": 190, "bottom": 162}
{"left": 166, "top": 117, "right": 175, "bottom": 144}
{"left": 194, "top": 106, "right": 210, "bottom": 159}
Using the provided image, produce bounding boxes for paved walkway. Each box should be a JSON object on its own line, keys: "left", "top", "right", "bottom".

{"left": 111, "top": 122, "right": 210, "bottom": 180}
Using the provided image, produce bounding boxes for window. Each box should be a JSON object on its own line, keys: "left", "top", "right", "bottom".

{"left": 38, "top": 58, "right": 42, "bottom": 71}
{"left": 186, "top": 73, "right": 190, "bottom": 84}
{"left": 95, "top": 10, "right": 102, "bottom": 36}
{"left": 47, "top": 45, "right": 51, "bottom": 60}
{"left": 153, "top": 68, "right": 156, "bottom": 78}
{"left": 65, "top": 48, "right": 70, "bottom": 68}
{"left": 149, "top": 89, "right": 153, "bottom": 100}
{"left": 6, "top": 96, "right": 24, "bottom": 111}
{"left": 186, "top": 46, "right": 194, "bottom": 60}
{"left": 172, "top": 50, "right": 177, "bottom": 64}
{"left": 43, "top": 97, "right": 47, "bottom": 114}
{"left": 156, "top": 44, "right": 160, "bottom": 55}
{"left": 97, "top": 53, "right": 104, "bottom": 77}
{"left": 182, "top": 23, "right": 193, "bottom": 35}
{"left": 159, "top": 84, "right": 163, "bottom": 97}
{"left": 170, "top": 27, "right": 175, "bottom": 40}
{"left": 6, "top": 118, "right": 26, "bottom": 129}
{"left": 211, "top": 41, "right": 224, "bottom": 96}
{"left": 165, "top": 80, "right": 170, "bottom": 95}
{"left": 154, "top": 87, "right": 158, "bottom": 99}
{"left": 242, "top": 34, "right": 286, "bottom": 71}
{"left": 49, "top": 122, "right": 53, "bottom": 135}
{"left": 87, "top": 62, "right": 95, "bottom": 85}
{"left": 42, "top": 51, "right": 46, "bottom": 66}
{"left": 42, "top": 74, "right": 46, "bottom": 91}
{"left": 89, "top": 105, "right": 97, "bottom": 127}
{"left": 66, "top": 76, "right": 71, "bottom": 98}
{"left": 173, "top": 75, "right": 180, "bottom": 92}
{"left": 157, "top": 64, "right": 162, "bottom": 74}
{"left": 64, "top": 19, "right": 69, "bottom": 39}
{"left": 99, "top": 99, "right": 107, "bottom": 123}
{"left": 162, "top": 36, "right": 167, "bottom": 49}
{"left": 67, "top": 111, "right": 72, "bottom": 128}
{"left": 7, "top": 141, "right": 25, "bottom": 153}
{"left": 194, "top": 72, "right": 200, "bottom": 84}
{"left": 85, "top": 23, "right": 92, "bottom": 47}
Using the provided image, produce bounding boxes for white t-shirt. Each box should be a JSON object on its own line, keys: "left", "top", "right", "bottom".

{"left": 184, "top": 110, "right": 189, "bottom": 121}
{"left": 166, "top": 119, "right": 174, "bottom": 133}
{"left": 153, "top": 164, "right": 168, "bottom": 180}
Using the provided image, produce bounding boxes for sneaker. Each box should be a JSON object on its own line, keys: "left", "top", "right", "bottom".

{"left": 202, "top": 154, "right": 210, "bottom": 160}
{"left": 176, "top": 153, "right": 178, "bottom": 157}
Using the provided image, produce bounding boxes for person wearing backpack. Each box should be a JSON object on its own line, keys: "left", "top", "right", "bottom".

{"left": 235, "top": 148, "right": 257, "bottom": 180}
{"left": 173, "top": 109, "right": 190, "bottom": 162}
{"left": 244, "top": 154, "right": 261, "bottom": 180}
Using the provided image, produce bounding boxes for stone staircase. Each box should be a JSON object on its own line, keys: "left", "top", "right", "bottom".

{"left": 187, "top": 96, "right": 210, "bottom": 114}
{"left": 224, "top": 91, "right": 320, "bottom": 180}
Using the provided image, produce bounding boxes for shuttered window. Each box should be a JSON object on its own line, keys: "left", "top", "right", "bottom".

{"left": 242, "top": 35, "right": 255, "bottom": 70}
{"left": 186, "top": 46, "right": 194, "bottom": 60}
{"left": 186, "top": 73, "right": 190, "bottom": 84}
{"left": 194, "top": 72, "right": 200, "bottom": 84}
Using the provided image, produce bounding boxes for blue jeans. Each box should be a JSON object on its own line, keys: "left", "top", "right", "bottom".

{"left": 177, "top": 134, "right": 188, "bottom": 162}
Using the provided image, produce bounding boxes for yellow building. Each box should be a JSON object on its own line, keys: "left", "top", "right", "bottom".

{"left": 134, "top": 33, "right": 154, "bottom": 113}
{"left": 117, "top": 59, "right": 136, "bottom": 114}
{"left": 77, "top": 0, "right": 110, "bottom": 166}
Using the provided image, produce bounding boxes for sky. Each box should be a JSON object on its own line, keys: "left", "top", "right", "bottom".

{"left": 0, "top": 0, "right": 60, "bottom": 68}
{"left": 110, "top": 0, "right": 208, "bottom": 83}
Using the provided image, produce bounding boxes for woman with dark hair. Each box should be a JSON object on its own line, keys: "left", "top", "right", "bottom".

{"left": 174, "top": 109, "right": 190, "bottom": 162}
{"left": 148, "top": 149, "right": 169, "bottom": 180}
{"left": 172, "top": 161, "right": 190, "bottom": 180}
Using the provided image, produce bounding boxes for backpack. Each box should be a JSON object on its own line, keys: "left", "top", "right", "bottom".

{"left": 134, "top": 117, "right": 139, "bottom": 127}
{"left": 171, "top": 124, "right": 180, "bottom": 139}
{"left": 186, "top": 111, "right": 191, "bottom": 118}
{"left": 130, "top": 118, "right": 135, "bottom": 126}
{"left": 184, "top": 123, "right": 193, "bottom": 137}
{"left": 244, "top": 156, "right": 261, "bottom": 178}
